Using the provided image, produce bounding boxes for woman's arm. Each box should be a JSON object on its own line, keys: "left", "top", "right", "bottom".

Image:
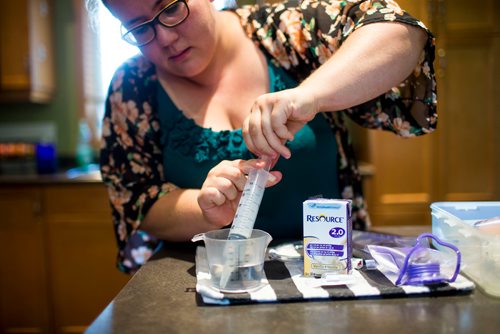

{"left": 302, "top": 22, "right": 427, "bottom": 114}
{"left": 140, "top": 188, "right": 207, "bottom": 241}
{"left": 140, "top": 159, "right": 281, "bottom": 241}
{"left": 243, "top": 22, "right": 426, "bottom": 159}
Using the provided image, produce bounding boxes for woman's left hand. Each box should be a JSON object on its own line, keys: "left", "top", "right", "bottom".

{"left": 197, "top": 159, "right": 282, "bottom": 229}
{"left": 242, "top": 87, "right": 319, "bottom": 159}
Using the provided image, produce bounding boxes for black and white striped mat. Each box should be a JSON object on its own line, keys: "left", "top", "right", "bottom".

{"left": 195, "top": 246, "right": 475, "bottom": 305}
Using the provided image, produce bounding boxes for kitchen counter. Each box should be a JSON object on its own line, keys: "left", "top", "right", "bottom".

{"left": 0, "top": 164, "right": 102, "bottom": 185}
{"left": 85, "top": 226, "right": 500, "bottom": 334}
{"left": 0, "top": 162, "right": 373, "bottom": 186}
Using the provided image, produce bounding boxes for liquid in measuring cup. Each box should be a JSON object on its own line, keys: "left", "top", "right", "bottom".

{"left": 192, "top": 229, "right": 272, "bottom": 293}
{"left": 210, "top": 262, "right": 265, "bottom": 292}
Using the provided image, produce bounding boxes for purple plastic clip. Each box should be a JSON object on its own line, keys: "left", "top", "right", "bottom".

{"left": 395, "top": 233, "right": 461, "bottom": 286}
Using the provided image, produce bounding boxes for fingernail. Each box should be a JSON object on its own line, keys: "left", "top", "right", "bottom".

{"left": 267, "top": 173, "right": 277, "bottom": 183}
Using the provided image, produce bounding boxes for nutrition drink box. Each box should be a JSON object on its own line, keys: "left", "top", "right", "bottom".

{"left": 303, "top": 199, "right": 352, "bottom": 277}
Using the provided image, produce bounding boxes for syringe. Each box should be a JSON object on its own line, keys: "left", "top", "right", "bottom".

{"left": 228, "top": 159, "right": 272, "bottom": 239}
{"left": 219, "top": 158, "right": 272, "bottom": 289}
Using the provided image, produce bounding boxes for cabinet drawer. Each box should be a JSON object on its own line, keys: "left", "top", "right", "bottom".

{"left": 43, "top": 184, "right": 111, "bottom": 217}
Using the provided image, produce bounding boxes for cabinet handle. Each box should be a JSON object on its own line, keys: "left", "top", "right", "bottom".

{"left": 437, "top": 48, "right": 446, "bottom": 79}
{"left": 432, "top": 0, "right": 447, "bottom": 79}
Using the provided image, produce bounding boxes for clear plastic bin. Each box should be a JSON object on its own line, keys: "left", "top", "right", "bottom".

{"left": 431, "top": 201, "right": 500, "bottom": 297}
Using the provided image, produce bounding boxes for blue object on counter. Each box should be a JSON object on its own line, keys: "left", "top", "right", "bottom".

{"left": 65, "top": 163, "right": 100, "bottom": 178}
{"left": 35, "top": 142, "right": 57, "bottom": 174}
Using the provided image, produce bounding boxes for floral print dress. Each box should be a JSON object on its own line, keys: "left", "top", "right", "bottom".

{"left": 100, "top": 0, "right": 437, "bottom": 273}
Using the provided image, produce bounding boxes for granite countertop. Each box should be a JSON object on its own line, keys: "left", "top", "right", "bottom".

{"left": 0, "top": 164, "right": 102, "bottom": 185}
{"left": 0, "top": 161, "right": 374, "bottom": 186}
{"left": 85, "top": 226, "right": 500, "bottom": 334}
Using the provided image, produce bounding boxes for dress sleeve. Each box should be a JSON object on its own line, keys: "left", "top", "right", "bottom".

{"left": 99, "top": 56, "right": 177, "bottom": 273}
{"left": 237, "top": 0, "right": 437, "bottom": 137}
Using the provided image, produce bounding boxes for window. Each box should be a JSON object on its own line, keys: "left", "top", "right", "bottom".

{"left": 78, "top": 1, "right": 138, "bottom": 149}
{"left": 96, "top": 3, "right": 139, "bottom": 98}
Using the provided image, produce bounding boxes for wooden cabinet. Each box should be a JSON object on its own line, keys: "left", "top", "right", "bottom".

{"left": 44, "top": 184, "right": 130, "bottom": 334}
{"left": 0, "top": 186, "right": 51, "bottom": 334}
{"left": 355, "top": 0, "right": 500, "bottom": 227}
{"left": 433, "top": 0, "right": 500, "bottom": 202}
{"left": 0, "top": 0, "right": 55, "bottom": 102}
{"left": 0, "top": 183, "right": 130, "bottom": 334}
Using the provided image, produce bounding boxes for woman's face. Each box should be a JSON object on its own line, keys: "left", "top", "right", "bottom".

{"left": 105, "top": 0, "right": 218, "bottom": 78}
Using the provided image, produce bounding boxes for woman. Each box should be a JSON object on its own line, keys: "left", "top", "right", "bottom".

{"left": 91, "top": 0, "right": 437, "bottom": 273}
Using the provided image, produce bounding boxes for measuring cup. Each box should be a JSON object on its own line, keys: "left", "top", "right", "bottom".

{"left": 192, "top": 229, "right": 272, "bottom": 293}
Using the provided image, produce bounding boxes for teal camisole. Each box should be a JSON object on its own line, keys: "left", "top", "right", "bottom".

{"left": 158, "top": 59, "right": 339, "bottom": 238}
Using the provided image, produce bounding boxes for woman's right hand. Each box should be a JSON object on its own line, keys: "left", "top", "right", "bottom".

{"left": 242, "top": 87, "right": 319, "bottom": 160}
{"left": 197, "top": 159, "right": 282, "bottom": 229}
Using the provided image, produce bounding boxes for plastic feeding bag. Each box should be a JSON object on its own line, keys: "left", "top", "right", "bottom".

{"left": 367, "top": 233, "right": 461, "bottom": 286}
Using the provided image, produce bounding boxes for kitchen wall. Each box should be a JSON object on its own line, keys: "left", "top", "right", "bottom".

{"left": 0, "top": 0, "right": 79, "bottom": 157}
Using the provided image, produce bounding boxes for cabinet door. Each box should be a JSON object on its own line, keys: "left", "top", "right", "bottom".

{"left": 0, "top": 187, "right": 51, "bottom": 334}
{"left": 0, "top": 1, "right": 30, "bottom": 91}
{"left": 0, "top": 0, "right": 54, "bottom": 102}
{"left": 44, "top": 184, "right": 130, "bottom": 334}
{"left": 434, "top": 0, "right": 500, "bottom": 202}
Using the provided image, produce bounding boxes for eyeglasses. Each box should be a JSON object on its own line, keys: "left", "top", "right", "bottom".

{"left": 121, "top": 0, "right": 190, "bottom": 47}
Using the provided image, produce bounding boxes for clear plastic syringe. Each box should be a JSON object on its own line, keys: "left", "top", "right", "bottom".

{"left": 228, "top": 158, "right": 272, "bottom": 239}
{"left": 219, "top": 158, "right": 272, "bottom": 289}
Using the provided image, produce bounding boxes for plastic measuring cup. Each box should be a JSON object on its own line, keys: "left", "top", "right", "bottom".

{"left": 192, "top": 229, "right": 272, "bottom": 293}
